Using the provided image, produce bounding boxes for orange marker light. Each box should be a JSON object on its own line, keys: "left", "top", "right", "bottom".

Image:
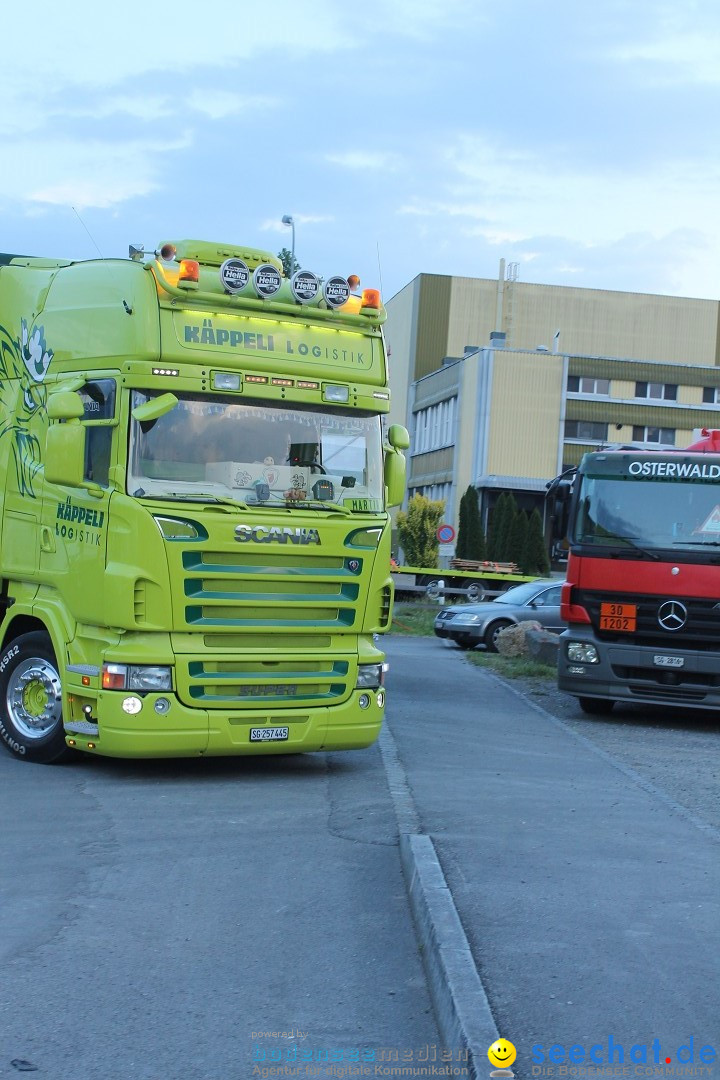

{"left": 178, "top": 259, "right": 200, "bottom": 283}
{"left": 102, "top": 665, "right": 127, "bottom": 690}
{"left": 348, "top": 274, "right": 361, "bottom": 291}
{"left": 361, "top": 288, "right": 381, "bottom": 310}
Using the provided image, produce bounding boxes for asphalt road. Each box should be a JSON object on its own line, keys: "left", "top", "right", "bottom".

{"left": 384, "top": 635, "right": 720, "bottom": 1078}
{"left": 0, "top": 746, "right": 437, "bottom": 1079}
{"left": 4, "top": 636, "right": 720, "bottom": 1080}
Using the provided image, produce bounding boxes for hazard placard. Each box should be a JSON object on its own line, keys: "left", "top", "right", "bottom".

{"left": 695, "top": 506, "right": 720, "bottom": 534}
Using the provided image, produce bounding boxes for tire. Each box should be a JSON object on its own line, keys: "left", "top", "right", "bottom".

{"left": 578, "top": 696, "right": 615, "bottom": 716}
{"left": 484, "top": 619, "right": 513, "bottom": 653}
{"left": 466, "top": 581, "right": 486, "bottom": 602}
{"left": 0, "top": 632, "right": 72, "bottom": 763}
{"left": 425, "top": 580, "right": 442, "bottom": 600}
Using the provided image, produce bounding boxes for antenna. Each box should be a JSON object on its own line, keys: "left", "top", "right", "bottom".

{"left": 71, "top": 206, "right": 104, "bottom": 259}
{"left": 376, "top": 242, "right": 384, "bottom": 296}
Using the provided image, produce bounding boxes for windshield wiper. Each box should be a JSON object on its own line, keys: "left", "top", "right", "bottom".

{"left": 580, "top": 535, "right": 660, "bottom": 560}
{"left": 677, "top": 540, "right": 720, "bottom": 547}
{"left": 623, "top": 538, "right": 660, "bottom": 560}
{"left": 291, "top": 500, "right": 351, "bottom": 516}
{"left": 148, "top": 492, "right": 250, "bottom": 511}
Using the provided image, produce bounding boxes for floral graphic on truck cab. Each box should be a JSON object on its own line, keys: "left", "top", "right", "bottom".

{"left": 0, "top": 318, "right": 53, "bottom": 497}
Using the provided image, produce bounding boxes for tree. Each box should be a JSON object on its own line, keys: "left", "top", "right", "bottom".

{"left": 523, "top": 507, "right": 551, "bottom": 575}
{"left": 396, "top": 494, "right": 445, "bottom": 568}
{"left": 455, "top": 487, "right": 471, "bottom": 560}
{"left": 507, "top": 508, "right": 528, "bottom": 569}
{"left": 489, "top": 492, "right": 518, "bottom": 561}
{"left": 278, "top": 247, "right": 299, "bottom": 278}
{"left": 486, "top": 492, "right": 506, "bottom": 559}
{"left": 456, "top": 485, "right": 485, "bottom": 560}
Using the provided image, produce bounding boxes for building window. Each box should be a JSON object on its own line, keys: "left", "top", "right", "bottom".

{"left": 635, "top": 381, "right": 677, "bottom": 401}
{"left": 564, "top": 420, "right": 608, "bottom": 442}
{"left": 632, "top": 425, "right": 675, "bottom": 445}
{"left": 567, "top": 376, "right": 610, "bottom": 395}
{"left": 702, "top": 387, "right": 720, "bottom": 404}
{"left": 412, "top": 483, "right": 450, "bottom": 505}
{"left": 413, "top": 397, "right": 457, "bottom": 454}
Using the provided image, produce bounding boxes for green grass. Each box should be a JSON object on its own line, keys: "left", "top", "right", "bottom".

{"left": 390, "top": 602, "right": 440, "bottom": 636}
{"left": 466, "top": 652, "right": 557, "bottom": 679}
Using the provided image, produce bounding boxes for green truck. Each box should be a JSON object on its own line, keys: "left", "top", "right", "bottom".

{"left": 0, "top": 239, "right": 407, "bottom": 762}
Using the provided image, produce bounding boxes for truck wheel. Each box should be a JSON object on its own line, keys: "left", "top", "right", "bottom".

{"left": 425, "top": 580, "right": 442, "bottom": 600}
{"left": 484, "top": 619, "right": 512, "bottom": 653}
{"left": 466, "top": 582, "right": 486, "bottom": 602}
{"left": 0, "top": 633, "right": 72, "bottom": 763}
{"left": 578, "top": 696, "right": 615, "bottom": 716}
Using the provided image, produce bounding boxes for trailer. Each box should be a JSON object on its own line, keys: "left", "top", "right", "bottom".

{"left": 392, "top": 560, "right": 536, "bottom": 601}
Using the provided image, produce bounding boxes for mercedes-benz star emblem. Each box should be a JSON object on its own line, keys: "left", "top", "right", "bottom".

{"left": 657, "top": 600, "right": 687, "bottom": 631}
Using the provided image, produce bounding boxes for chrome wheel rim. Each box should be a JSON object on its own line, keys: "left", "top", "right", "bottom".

{"left": 7, "top": 657, "right": 63, "bottom": 740}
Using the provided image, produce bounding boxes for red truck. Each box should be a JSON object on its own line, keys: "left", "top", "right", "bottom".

{"left": 551, "top": 429, "right": 720, "bottom": 714}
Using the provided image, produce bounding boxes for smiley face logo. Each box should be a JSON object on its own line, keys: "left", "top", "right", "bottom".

{"left": 488, "top": 1039, "right": 516, "bottom": 1069}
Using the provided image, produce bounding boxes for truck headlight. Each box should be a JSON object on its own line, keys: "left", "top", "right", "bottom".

{"left": 566, "top": 642, "right": 599, "bottom": 664}
{"left": 356, "top": 663, "right": 387, "bottom": 689}
{"left": 103, "top": 663, "right": 173, "bottom": 691}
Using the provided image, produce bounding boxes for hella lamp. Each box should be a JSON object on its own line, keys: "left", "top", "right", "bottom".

{"left": 103, "top": 663, "right": 173, "bottom": 691}
{"left": 566, "top": 642, "right": 599, "bottom": 664}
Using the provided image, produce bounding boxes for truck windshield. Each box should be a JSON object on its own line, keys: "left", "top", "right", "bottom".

{"left": 573, "top": 471, "right": 720, "bottom": 552}
{"left": 128, "top": 392, "right": 384, "bottom": 509}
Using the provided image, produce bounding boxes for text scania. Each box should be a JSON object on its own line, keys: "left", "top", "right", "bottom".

{"left": 235, "top": 525, "right": 321, "bottom": 545}
{"left": 628, "top": 460, "right": 720, "bottom": 479}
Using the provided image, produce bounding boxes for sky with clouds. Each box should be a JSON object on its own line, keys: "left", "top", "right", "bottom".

{"left": 4, "top": 0, "right": 720, "bottom": 302}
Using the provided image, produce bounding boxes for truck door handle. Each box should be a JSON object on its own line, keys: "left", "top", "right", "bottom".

{"left": 40, "top": 526, "right": 56, "bottom": 553}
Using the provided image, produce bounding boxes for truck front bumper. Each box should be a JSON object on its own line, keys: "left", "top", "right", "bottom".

{"left": 66, "top": 688, "right": 384, "bottom": 758}
{"left": 558, "top": 628, "right": 720, "bottom": 711}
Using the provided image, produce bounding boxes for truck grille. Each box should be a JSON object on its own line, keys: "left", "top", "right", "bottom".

{"left": 577, "top": 589, "right": 720, "bottom": 650}
{"left": 171, "top": 547, "right": 370, "bottom": 709}
{"left": 182, "top": 549, "right": 360, "bottom": 628}
{"left": 185, "top": 656, "right": 349, "bottom": 707}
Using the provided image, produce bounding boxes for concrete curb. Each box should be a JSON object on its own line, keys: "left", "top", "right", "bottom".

{"left": 399, "top": 834, "right": 498, "bottom": 1079}
{"left": 378, "top": 725, "right": 498, "bottom": 1078}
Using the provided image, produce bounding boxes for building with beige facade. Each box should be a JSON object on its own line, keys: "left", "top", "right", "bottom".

{"left": 385, "top": 270, "right": 720, "bottom": 538}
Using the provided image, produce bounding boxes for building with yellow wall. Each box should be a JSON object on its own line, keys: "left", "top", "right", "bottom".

{"left": 386, "top": 271, "right": 720, "bottom": 538}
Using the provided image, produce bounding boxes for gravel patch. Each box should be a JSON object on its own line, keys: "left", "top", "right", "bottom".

{"left": 492, "top": 668, "right": 720, "bottom": 834}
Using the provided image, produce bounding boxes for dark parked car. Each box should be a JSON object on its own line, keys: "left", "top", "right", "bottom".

{"left": 434, "top": 579, "right": 565, "bottom": 651}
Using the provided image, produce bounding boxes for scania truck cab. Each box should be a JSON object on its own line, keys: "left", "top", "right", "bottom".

{"left": 0, "top": 239, "right": 407, "bottom": 762}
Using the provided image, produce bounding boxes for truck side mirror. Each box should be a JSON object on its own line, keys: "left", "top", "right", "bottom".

{"left": 48, "top": 391, "right": 85, "bottom": 421}
{"left": 131, "top": 392, "right": 178, "bottom": 422}
{"left": 45, "top": 421, "right": 85, "bottom": 487}
{"left": 388, "top": 424, "right": 410, "bottom": 450}
{"left": 384, "top": 447, "right": 406, "bottom": 508}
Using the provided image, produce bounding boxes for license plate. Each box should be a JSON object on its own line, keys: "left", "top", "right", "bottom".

{"left": 599, "top": 601, "right": 637, "bottom": 632}
{"left": 653, "top": 655, "right": 685, "bottom": 668}
{"left": 249, "top": 726, "right": 289, "bottom": 742}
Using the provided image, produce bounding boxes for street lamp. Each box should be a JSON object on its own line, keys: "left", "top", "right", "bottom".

{"left": 281, "top": 214, "right": 295, "bottom": 268}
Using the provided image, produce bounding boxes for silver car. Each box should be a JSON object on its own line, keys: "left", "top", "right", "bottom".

{"left": 434, "top": 579, "right": 565, "bottom": 652}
